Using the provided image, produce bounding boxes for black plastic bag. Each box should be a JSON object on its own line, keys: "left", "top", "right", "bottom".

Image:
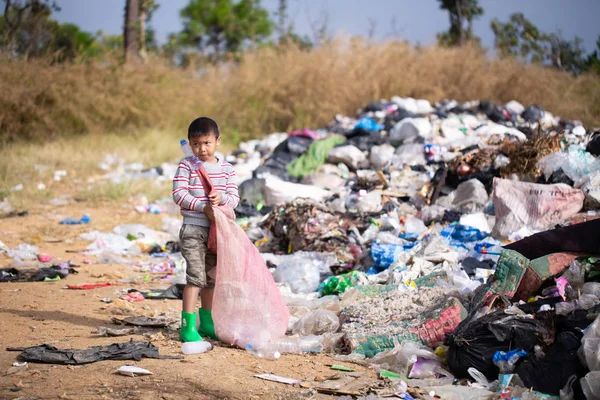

{"left": 504, "top": 218, "right": 600, "bottom": 259}
{"left": 10, "top": 341, "right": 181, "bottom": 365}
{"left": 445, "top": 309, "right": 553, "bottom": 380}
{"left": 273, "top": 136, "right": 313, "bottom": 155}
{"left": 522, "top": 105, "right": 545, "bottom": 122}
{"left": 235, "top": 200, "right": 260, "bottom": 218}
{"left": 513, "top": 312, "right": 591, "bottom": 396}
{"left": 253, "top": 151, "right": 297, "bottom": 181}
{"left": 587, "top": 131, "right": 600, "bottom": 156}
{"left": 238, "top": 178, "right": 266, "bottom": 206}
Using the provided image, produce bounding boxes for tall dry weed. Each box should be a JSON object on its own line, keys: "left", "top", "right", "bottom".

{"left": 1, "top": 38, "right": 599, "bottom": 147}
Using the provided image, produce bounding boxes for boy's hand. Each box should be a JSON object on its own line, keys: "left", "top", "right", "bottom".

{"left": 204, "top": 205, "right": 215, "bottom": 221}
{"left": 209, "top": 192, "right": 222, "bottom": 206}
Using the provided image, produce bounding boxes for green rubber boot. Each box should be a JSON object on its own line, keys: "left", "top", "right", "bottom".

{"left": 198, "top": 308, "right": 217, "bottom": 340}
{"left": 180, "top": 311, "right": 203, "bottom": 342}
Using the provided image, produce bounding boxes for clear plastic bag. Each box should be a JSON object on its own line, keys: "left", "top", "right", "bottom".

{"left": 579, "top": 315, "right": 600, "bottom": 371}
{"left": 292, "top": 309, "right": 340, "bottom": 336}
{"left": 273, "top": 255, "right": 323, "bottom": 294}
{"left": 7, "top": 243, "right": 39, "bottom": 260}
{"left": 538, "top": 146, "right": 600, "bottom": 187}
{"left": 581, "top": 371, "right": 600, "bottom": 400}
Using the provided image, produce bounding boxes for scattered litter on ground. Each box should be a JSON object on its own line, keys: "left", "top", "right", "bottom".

{"left": 4, "top": 96, "right": 600, "bottom": 398}
{"left": 8, "top": 341, "right": 182, "bottom": 364}
{"left": 117, "top": 365, "right": 153, "bottom": 377}
{"left": 254, "top": 374, "right": 301, "bottom": 385}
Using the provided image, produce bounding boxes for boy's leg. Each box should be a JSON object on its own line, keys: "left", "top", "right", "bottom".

{"left": 200, "top": 288, "right": 214, "bottom": 310}
{"left": 179, "top": 225, "right": 210, "bottom": 342}
{"left": 183, "top": 285, "right": 200, "bottom": 313}
{"left": 200, "top": 250, "right": 217, "bottom": 310}
{"left": 198, "top": 249, "right": 217, "bottom": 340}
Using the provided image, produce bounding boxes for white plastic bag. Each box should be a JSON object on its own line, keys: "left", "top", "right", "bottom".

{"left": 328, "top": 145, "right": 366, "bottom": 169}
{"left": 264, "top": 176, "right": 329, "bottom": 205}
{"left": 273, "top": 255, "right": 321, "bottom": 294}
{"left": 390, "top": 118, "right": 432, "bottom": 143}
{"left": 491, "top": 178, "right": 584, "bottom": 239}
{"left": 370, "top": 144, "right": 395, "bottom": 170}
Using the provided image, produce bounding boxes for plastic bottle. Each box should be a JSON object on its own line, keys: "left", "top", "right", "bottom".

{"left": 180, "top": 139, "right": 203, "bottom": 170}
{"left": 298, "top": 335, "right": 324, "bottom": 353}
{"left": 245, "top": 343, "right": 280, "bottom": 360}
{"left": 181, "top": 341, "right": 212, "bottom": 354}
{"left": 274, "top": 337, "right": 300, "bottom": 353}
{"left": 246, "top": 335, "right": 324, "bottom": 359}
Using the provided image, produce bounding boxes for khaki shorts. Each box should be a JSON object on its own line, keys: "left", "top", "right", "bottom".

{"left": 179, "top": 224, "right": 217, "bottom": 288}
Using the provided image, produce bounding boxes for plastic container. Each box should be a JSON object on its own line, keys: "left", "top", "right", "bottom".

{"left": 246, "top": 343, "right": 281, "bottom": 360}
{"left": 246, "top": 335, "right": 324, "bottom": 359}
{"left": 298, "top": 335, "right": 324, "bottom": 352}
{"left": 181, "top": 341, "right": 212, "bottom": 354}
{"left": 180, "top": 139, "right": 203, "bottom": 170}
{"left": 275, "top": 338, "right": 300, "bottom": 354}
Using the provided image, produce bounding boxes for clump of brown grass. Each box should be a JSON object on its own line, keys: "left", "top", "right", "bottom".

{"left": 1, "top": 38, "right": 599, "bottom": 147}
{"left": 500, "top": 134, "right": 563, "bottom": 178}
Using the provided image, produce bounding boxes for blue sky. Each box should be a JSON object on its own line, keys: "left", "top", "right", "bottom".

{"left": 50, "top": 0, "right": 600, "bottom": 53}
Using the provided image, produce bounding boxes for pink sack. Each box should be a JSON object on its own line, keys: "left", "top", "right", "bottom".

{"left": 197, "top": 166, "right": 289, "bottom": 348}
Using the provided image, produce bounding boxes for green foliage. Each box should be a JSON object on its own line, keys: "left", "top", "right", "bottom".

{"left": 491, "top": 13, "right": 591, "bottom": 75}
{"left": 585, "top": 36, "right": 600, "bottom": 74}
{"left": 437, "top": 0, "right": 483, "bottom": 46}
{"left": 0, "top": 0, "right": 98, "bottom": 61}
{"left": 51, "top": 22, "right": 98, "bottom": 61}
{"left": 178, "top": 0, "right": 273, "bottom": 61}
{"left": 491, "top": 13, "right": 548, "bottom": 63}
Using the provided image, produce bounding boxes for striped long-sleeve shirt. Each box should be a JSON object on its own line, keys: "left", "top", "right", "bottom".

{"left": 172, "top": 158, "right": 240, "bottom": 227}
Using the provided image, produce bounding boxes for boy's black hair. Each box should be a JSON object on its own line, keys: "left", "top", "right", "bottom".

{"left": 188, "top": 117, "right": 220, "bottom": 139}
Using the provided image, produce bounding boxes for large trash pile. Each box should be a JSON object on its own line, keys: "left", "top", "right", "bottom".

{"left": 3, "top": 96, "right": 600, "bottom": 398}
{"left": 224, "top": 97, "right": 600, "bottom": 398}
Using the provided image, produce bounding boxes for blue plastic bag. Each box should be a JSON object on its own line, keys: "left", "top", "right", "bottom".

{"left": 441, "top": 224, "right": 488, "bottom": 244}
{"left": 59, "top": 214, "right": 91, "bottom": 225}
{"left": 371, "top": 243, "right": 413, "bottom": 269}
{"left": 354, "top": 117, "right": 383, "bottom": 132}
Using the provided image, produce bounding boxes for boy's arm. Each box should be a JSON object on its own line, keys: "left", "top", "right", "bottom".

{"left": 220, "top": 167, "right": 240, "bottom": 208}
{"left": 172, "top": 161, "right": 209, "bottom": 212}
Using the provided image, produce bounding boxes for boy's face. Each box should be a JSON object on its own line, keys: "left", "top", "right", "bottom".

{"left": 189, "top": 132, "right": 221, "bottom": 162}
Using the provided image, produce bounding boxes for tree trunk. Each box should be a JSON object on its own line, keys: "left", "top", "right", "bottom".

{"left": 455, "top": 0, "right": 464, "bottom": 45}
{"left": 139, "top": 6, "right": 148, "bottom": 63}
{"left": 123, "top": 0, "right": 140, "bottom": 64}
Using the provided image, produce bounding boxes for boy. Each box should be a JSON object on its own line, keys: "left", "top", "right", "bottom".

{"left": 172, "top": 117, "right": 240, "bottom": 342}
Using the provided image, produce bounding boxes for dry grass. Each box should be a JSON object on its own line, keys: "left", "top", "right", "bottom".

{"left": 0, "top": 129, "right": 220, "bottom": 208}
{"left": 1, "top": 39, "right": 599, "bottom": 147}
{"left": 2, "top": 39, "right": 600, "bottom": 207}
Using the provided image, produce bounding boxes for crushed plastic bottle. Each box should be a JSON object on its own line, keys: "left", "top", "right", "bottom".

{"left": 181, "top": 341, "right": 212, "bottom": 354}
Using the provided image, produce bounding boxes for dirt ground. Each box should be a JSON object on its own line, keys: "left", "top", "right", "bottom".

{"left": 0, "top": 202, "right": 377, "bottom": 400}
